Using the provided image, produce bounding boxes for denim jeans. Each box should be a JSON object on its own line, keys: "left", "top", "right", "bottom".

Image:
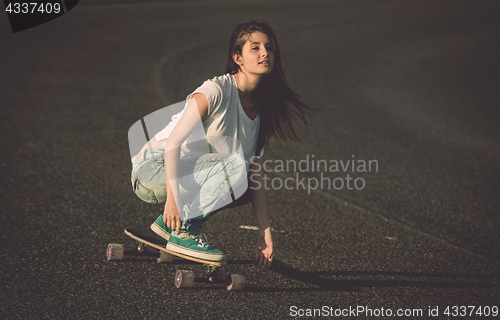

{"left": 131, "top": 148, "right": 252, "bottom": 234}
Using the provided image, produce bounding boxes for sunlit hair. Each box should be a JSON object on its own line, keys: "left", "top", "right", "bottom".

{"left": 225, "top": 21, "right": 316, "bottom": 155}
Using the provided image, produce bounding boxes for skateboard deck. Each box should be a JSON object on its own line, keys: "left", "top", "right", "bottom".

{"left": 106, "top": 228, "right": 244, "bottom": 290}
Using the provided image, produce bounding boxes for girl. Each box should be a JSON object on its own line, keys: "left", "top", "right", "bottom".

{"left": 131, "top": 21, "right": 314, "bottom": 270}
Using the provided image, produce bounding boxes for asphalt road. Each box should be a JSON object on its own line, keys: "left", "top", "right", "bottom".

{"left": 1, "top": 0, "right": 499, "bottom": 319}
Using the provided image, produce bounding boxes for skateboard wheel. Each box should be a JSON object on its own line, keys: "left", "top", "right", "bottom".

{"left": 157, "top": 251, "right": 174, "bottom": 263}
{"left": 175, "top": 270, "right": 195, "bottom": 288}
{"left": 226, "top": 274, "right": 245, "bottom": 291}
{"left": 107, "top": 243, "right": 124, "bottom": 260}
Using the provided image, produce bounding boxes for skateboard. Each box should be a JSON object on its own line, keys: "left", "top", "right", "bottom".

{"left": 106, "top": 228, "right": 245, "bottom": 290}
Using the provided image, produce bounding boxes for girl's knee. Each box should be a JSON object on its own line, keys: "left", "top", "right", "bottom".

{"left": 133, "top": 180, "right": 159, "bottom": 204}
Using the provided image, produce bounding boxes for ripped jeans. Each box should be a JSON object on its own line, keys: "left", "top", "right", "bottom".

{"left": 131, "top": 148, "right": 252, "bottom": 234}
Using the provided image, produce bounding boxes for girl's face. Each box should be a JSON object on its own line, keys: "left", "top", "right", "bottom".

{"left": 234, "top": 32, "right": 274, "bottom": 75}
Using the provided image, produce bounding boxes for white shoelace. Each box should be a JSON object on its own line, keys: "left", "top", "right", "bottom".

{"left": 194, "top": 233, "right": 210, "bottom": 248}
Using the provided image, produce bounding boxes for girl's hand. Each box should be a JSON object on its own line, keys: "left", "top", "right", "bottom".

{"left": 163, "top": 197, "right": 181, "bottom": 234}
{"left": 255, "top": 230, "right": 273, "bottom": 271}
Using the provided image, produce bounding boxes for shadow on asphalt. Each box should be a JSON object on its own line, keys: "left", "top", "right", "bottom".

{"left": 268, "top": 260, "right": 499, "bottom": 292}
{"left": 117, "top": 254, "right": 499, "bottom": 292}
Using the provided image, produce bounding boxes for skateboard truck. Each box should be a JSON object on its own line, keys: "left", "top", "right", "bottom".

{"left": 137, "top": 241, "right": 146, "bottom": 253}
{"left": 203, "top": 265, "right": 218, "bottom": 282}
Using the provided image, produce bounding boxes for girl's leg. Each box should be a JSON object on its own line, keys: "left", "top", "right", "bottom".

{"left": 166, "top": 152, "right": 249, "bottom": 261}
{"left": 131, "top": 149, "right": 250, "bottom": 234}
{"left": 178, "top": 152, "right": 249, "bottom": 233}
{"left": 131, "top": 149, "right": 249, "bottom": 261}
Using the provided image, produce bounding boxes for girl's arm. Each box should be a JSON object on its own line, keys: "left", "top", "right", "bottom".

{"left": 250, "top": 157, "right": 273, "bottom": 270}
{"left": 163, "top": 94, "right": 209, "bottom": 234}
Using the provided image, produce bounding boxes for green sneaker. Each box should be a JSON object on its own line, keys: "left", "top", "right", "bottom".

{"left": 150, "top": 214, "right": 172, "bottom": 241}
{"left": 166, "top": 233, "right": 225, "bottom": 261}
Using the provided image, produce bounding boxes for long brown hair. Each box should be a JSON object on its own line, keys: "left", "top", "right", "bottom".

{"left": 225, "top": 21, "right": 316, "bottom": 156}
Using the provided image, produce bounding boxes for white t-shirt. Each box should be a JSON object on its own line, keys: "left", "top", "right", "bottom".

{"left": 155, "top": 73, "right": 264, "bottom": 163}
